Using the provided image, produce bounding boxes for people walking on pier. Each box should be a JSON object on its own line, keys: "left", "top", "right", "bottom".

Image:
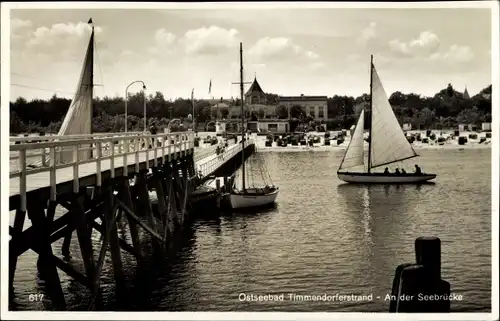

{"left": 215, "top": 144, "right": 225, "bottom": 160}
{"left": 150, "top": 124, "right": 158, "bottom": 148}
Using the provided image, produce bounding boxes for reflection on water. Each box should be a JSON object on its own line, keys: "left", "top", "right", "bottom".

{"left": 10, "top": 148, "right": 491, "bottom": 312}
{"left": 362, "top": 188, "right": 372, "bottom": 246}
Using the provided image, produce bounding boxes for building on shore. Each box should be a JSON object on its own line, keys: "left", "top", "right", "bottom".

{"left": 247, "top": 120, "right": 290, "bottom": 133}
{"left": 245, "top": 76, "right": 268, "bottom": 105}
{"left": 278, "top": 94, "right": 328, "bottom": 120}
{"left": 207, "top": 77, "right": 329, "bottom": 133}
{"left": 225, "top": 77, "right": 328, "bottom": 122}
{"left": 226, "top": 76, "right": 277, "bottom": 120}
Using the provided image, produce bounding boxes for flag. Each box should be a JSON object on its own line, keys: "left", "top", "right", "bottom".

{"left": 208, "top": 79, "right": 212, "bottom": 95}
{"left": 88, "top": 18, "right": 93, "bottom": 24}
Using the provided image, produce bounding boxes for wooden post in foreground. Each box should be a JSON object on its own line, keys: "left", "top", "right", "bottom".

{"left": 389, "top": 236, "right": 451, "bottom": 313}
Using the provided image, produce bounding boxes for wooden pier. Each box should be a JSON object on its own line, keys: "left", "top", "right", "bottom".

{"left": 8, "top": 131, "right": 255, "bottom": 310}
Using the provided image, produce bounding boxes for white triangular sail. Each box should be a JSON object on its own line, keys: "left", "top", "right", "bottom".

{"left": 57, "top": 27, "right": 94, "bottom": 163}
{"left": 339, "top": 109, "right": 365, "bottom": 171}
{"left": 369, "top": 64, "right": 417, "bottom": 169}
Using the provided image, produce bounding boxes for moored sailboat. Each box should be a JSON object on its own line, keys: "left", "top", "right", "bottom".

{"left": 337, "top": 55, "right": 437, "bottom": 184}
{"left": 226, "top": 42, "right": 279, "bottom": 209}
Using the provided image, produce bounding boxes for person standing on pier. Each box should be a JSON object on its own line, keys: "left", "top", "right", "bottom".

{"left": 150, "top": 123, "right": 158, "bottom": 148}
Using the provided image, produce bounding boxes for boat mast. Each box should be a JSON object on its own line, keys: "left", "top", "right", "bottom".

{"left": 240, "top": 42, "right": 246, "bottom": 191}
{"left": 191, "top": 89, "right": 197, "bottom": 136}
{"left": 89, "top": 18, "right": 95, "bottom": 130}
{"left": 367, "top": 54, "right": 373, "bottom": 173}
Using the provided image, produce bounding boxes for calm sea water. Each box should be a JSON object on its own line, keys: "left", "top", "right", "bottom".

{"left": 9, "top": 148, "right": 492, "bottom": 312}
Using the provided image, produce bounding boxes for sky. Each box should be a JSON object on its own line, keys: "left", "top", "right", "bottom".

{"left": 5, "top": 2, "right": 495, "bottom": 102}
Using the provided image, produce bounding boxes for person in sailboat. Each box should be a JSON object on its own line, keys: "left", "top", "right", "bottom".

{"left": 414, "top": 164, "right": 422, "bottom": 174}
{"left": 401, "top": 168, "right": 407, "bottom": 174}
{"left": 384, "top": 167, "right": 390, "bottom": 174}
{"left": 394, "top": 168, "right": 401, "bottom": 175}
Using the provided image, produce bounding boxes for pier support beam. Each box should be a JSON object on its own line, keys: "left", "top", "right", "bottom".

{"left": 136, "top": 171, "right": 161, "bottom": 252}
{"left": 171, "top": 162, "right": 183, "bottom": 227}
{"left": 152, "top": 168, "right": 168, "bottom": 242}
{"left": 9, "top": 209, "right": 27, "bottom": 298}
{"left": 103, "top": 182, "right": 126, "bottom": 294}
{"left": 27, "top": 199, "right": 66, "bottom": 310}
{"left": 72, "top": 190, "right": 97, "bottom": 295}
{"left": 161, "top": 163, "right": 175, "bottom": 234}
{"left": 61, "top": 226, "right": 73, "bottom": 259}
{"left": 161, "top": 163, "right": 175, "bottom": 238}
{"left": 117, "top": 177, "right": 142, "bottom": 261}
{"left": 181, "top": 160, "right": 190, "bottom": 224}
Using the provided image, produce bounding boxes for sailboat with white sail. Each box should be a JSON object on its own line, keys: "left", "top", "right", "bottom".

{"left": 58, "top": 18, "right": 95, "bottom": 163}
{"left": 337, "top": 55, "right": 437, "bottom": 184}
{"left": 226, "top": 42, "right": 279, "bottom": 209}
{"left": 27, "top": 18, "right": 96, "bottom": 167}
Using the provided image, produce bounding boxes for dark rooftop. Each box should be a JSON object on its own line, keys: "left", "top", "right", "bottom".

{"left": 245, "top": 77, "right": 265, "bottom": 96}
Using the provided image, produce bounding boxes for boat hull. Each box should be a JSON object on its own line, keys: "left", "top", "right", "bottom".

{"left": 227, "top": 188, "right": 279, "bottom": 209}
{"left": 337, "top": 172, "right": 436, "bottom": 184}
{"left": 190, "top": 186, "right": 219, "bottom": 210}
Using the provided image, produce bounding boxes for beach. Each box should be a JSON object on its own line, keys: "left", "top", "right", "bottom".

{"left": 243, "top": 130, "right": 492, "bottom": 152}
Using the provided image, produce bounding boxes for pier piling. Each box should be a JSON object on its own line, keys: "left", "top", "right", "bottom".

{"left": 103, "top": 182, "right": 126, "bottom": 294}
{"left": 27, "top": 199, "right": 66, "bottom": 310}
{"left": 389, "top": 236, "right": 451, "bottom": 313}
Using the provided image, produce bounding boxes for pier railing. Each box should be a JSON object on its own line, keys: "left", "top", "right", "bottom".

{"left": 197, "top": 139, "right": 253, "bottom": 177}
{"left": 9, "top": 131, "right": 195, "bottom": 211}
{"left": 11, "top": 132, "right": 235, "bottom": 164}
{"left": 10, "top": 131, "right": 145, "bottom": 143}
{"left": 10, "top": 132, "right": 164, "bottom": 164}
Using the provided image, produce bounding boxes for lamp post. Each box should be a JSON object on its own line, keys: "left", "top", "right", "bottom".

{"left": 191, "top": 89, "right": 197, "bottom": 136}
{"left": 125, "top": 80, "right": 146, "bottom": 133}
{"left": 143, "top": 89, "right": 147, "bottom": 132}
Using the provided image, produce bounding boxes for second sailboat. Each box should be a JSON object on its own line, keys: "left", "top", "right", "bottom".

{"left": 337, "top": 55, "right": 437, "bottom": 184}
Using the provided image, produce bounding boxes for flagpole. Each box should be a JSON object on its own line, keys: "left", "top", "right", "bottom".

{"left": 191, "top": 88, "right": 197, "bottom": 136}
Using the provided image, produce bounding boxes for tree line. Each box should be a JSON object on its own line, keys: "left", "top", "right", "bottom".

{"left": 10, "top": 83, "right": 492, "bottom": 134}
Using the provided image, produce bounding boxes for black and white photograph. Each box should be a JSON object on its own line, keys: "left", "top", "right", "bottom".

{"left": 1, "top": 1, "right": 498, "bottom": 320}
